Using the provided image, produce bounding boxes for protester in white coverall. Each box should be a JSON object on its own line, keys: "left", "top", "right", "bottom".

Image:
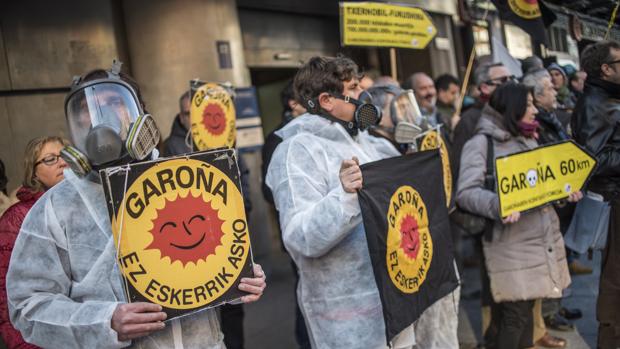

{"left": 6, "top": 65, "right": 266, "bottom": 349}
{"left": 367, "top": 85, "right": 460, "bottom": 349}
{"left": 266, "top": 56, "right": 416, "bottom": 349}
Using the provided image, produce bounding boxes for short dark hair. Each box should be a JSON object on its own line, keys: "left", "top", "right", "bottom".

{"left": 179, "top": 90, "right": 190, "bottom": 111}
{"left": 294, "top": 56, "right": 359, "bottom": 113}
{"left": 580, "top": 40, "right": 620, "bottom": 79}
{"left": 434, "top": 74, "right": 460, "bottom": 91}
{"left": 280, "top": 79, "right": 295, "bottom": 112}
{"left": 489, "top": 82, "right": 533, "bottom": 137}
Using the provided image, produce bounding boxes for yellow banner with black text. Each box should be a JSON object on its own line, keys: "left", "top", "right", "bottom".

{"left": 339, "top": 2, "right": 437, "bottom": 49}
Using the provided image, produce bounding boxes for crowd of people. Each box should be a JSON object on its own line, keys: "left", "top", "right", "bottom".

{"left": 0, "top": 39, "right": 618, "bottom": 349}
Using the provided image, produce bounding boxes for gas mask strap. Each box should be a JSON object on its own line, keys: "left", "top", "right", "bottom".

{"left": 109, "top": 60, "right": 123, "bottom": 79}
{"left": 317, "top": 109, "right": 358, "bottom": 137}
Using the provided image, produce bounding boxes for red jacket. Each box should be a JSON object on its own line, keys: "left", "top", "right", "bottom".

{"left": 0, "top": 187, "right": 42, "bottom": 349}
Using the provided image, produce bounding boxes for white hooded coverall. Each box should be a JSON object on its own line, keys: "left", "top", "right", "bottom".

{"left": 266, "top": 114, "right": 416, "bottom": 349}
{"left": 7, "top": 170, "right": 225, "bottom": 349}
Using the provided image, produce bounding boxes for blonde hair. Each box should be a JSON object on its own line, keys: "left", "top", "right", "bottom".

{"left": 23, "top": 136, "right": 70, "bottom": 192}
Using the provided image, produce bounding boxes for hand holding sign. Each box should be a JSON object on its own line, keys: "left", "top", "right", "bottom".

{"left": 501, "top": 211, "right": 521, "bottom": 224}
{"left": 340, "top": 156, "right": 362, "bottom": 193}
{"left": 112, "top": 302, "right": 167, "bottom": 341}
{"left": 238, "top": 264, "right": 267, "bottom": 303}
{"left": 567, "top": 191, "right": 583, "bottom": 203}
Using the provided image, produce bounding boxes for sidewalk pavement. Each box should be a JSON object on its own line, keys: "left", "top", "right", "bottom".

{"left": 244, "top": 245, "right": 599, "bottom": 348}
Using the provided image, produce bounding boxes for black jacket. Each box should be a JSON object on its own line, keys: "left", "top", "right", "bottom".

{"left": 261, "top": 120, "right": 288, "bottom": 205}
{"left": 451, "top": 99, "right": 485, "bottom": 181}
{"left": 162, "top": 114, "right": 192, "bottom": 157}
{"left": 572, "top": 78, "right": 620, "bottom": 195}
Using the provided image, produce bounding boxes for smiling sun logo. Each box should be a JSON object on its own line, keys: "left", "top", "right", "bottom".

{"left": 201, "top": 103, "right": 227, "bottom": 136}
{"left": 400, "top": 215, "right": 420, "bottom": 260}
{"left": 190, "top": 82, "right": 236, "bottom": 151}
{"left": 386, "top": 186, "right": 433, "bottom": 294}
{"left": 148, "top": 194, "right": 225, "bottom": 266}
{"left": 112, "top": 155, "right": 251, "bottom": 311}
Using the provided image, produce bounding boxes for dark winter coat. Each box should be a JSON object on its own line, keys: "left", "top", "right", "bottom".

{"left": 572, "top": 78, "right": 620, "bottom": 196}
{"left": 457, "top": 105, "right": 570, "bottom": 302}
{"left": 162, "top": 114, "right": 192, "bottom": 157}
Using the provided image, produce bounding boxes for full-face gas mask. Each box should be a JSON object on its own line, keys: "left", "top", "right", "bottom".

{"left": 368, "top": 85, "right": 432, "bottom": 151}
{"left": 307, "top": 90, "right": 382, "bottom": 136}
{"left": 61, "top": 61, "right": 160, "bottom": 176}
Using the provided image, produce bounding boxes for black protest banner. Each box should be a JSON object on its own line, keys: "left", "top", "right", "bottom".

{"left": 358, "top": 149, "right": 458, "bottom": 345}
{"left": 491, "top": 0, "right": 556, "bottom": 45}
{"left": 100, "top": 148, "right": 253, "bottom": 320}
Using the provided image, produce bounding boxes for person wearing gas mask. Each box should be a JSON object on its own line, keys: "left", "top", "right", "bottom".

{"left": 366, "top": 84, "right": 422, "bottom": 153}
{"left": 266, "top": 56, "right": 415, "bottom": 348}
{"left": 367, "top": 85, "right": 460, "bottom": 349}
{"left": 6, "top": 62, "right": 266, "bottom": 349}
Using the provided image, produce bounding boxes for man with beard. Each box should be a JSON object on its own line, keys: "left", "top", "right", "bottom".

{"left": 407, "top": 73, "right": 439, "bottom": 127}
{"left": 572, "top": 40, "right": 620, "bottom": 349}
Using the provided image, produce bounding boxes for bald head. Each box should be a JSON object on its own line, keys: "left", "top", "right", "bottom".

{"left": 408, "top": 73, "right": 436, "bottom": 111}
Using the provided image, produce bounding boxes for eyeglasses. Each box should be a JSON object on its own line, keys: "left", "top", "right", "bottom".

{"left": 605, "top": 59, "right": 620, "bottom": 66}
{"left": 485, "top": 75, "right": 516, "bottom": 86}
{"left": 35, "top": 154, "right": 62, "bottom": 167}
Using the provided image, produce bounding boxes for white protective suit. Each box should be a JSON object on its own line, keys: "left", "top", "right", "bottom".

{"left": 7, "top": 170, "right": 224, "bottom": 349}
{"left": 266, "top": 114, "right": 416, "bottom": 349}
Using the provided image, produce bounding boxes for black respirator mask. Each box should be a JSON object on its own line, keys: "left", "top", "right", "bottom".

{"left": 60, "top": 61, "right": 160, "bottom": 176}
{"left": 308, "top": 90, "right": 382, "bottom": 136}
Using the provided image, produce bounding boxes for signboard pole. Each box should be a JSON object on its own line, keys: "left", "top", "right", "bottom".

{"left": 455, "top": 47, "right": 476, "bottom": 116}
{"left": 390, "top": 48, "right": 398, "bottom": 81}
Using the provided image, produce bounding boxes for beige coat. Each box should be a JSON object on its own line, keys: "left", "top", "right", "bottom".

{"left": 456, "top": 105, "right": 570, "bottom": 302}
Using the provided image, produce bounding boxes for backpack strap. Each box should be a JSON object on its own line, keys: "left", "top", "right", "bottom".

{"left": 484, "top": 135, "right": 495, "bottom": 191}
{"left": 483, "top": 134, "right": 495, "bottom": 242}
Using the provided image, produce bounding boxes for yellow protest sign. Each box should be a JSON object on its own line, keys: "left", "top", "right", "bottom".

{"left": 495, "top": 141, "right": 597, "bottom": 217}
{"left": 340, "top": 2, "right": 437, "bottom": 49}
{"left": 190, "top": 82, "right": 236, "bottom": 150}
{"left": 101, "top": 149, "right": 253, "bottom": 320}
{"left": 418, "top": 130, "right": 452, "bottom": 207}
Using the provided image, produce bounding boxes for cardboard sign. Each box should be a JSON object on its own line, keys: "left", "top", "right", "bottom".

{"left": 190, "top": 81, "right": 236, "bottom": 150}
{"left": 100, "top": 149, "right": 253, "bottom": 320}
{"left": 495, "top": 140, "right": 597, "bottom": 217}
{"left": 417, "top": 129, "right": 452, "bottom": 207}
{"left": 340, "top": 2, "right": 437, "bottom": 49}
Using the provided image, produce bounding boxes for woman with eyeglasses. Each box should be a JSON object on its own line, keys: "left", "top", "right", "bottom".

{"left": 0, "top": 136, "right": 68, "bottom": 349}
